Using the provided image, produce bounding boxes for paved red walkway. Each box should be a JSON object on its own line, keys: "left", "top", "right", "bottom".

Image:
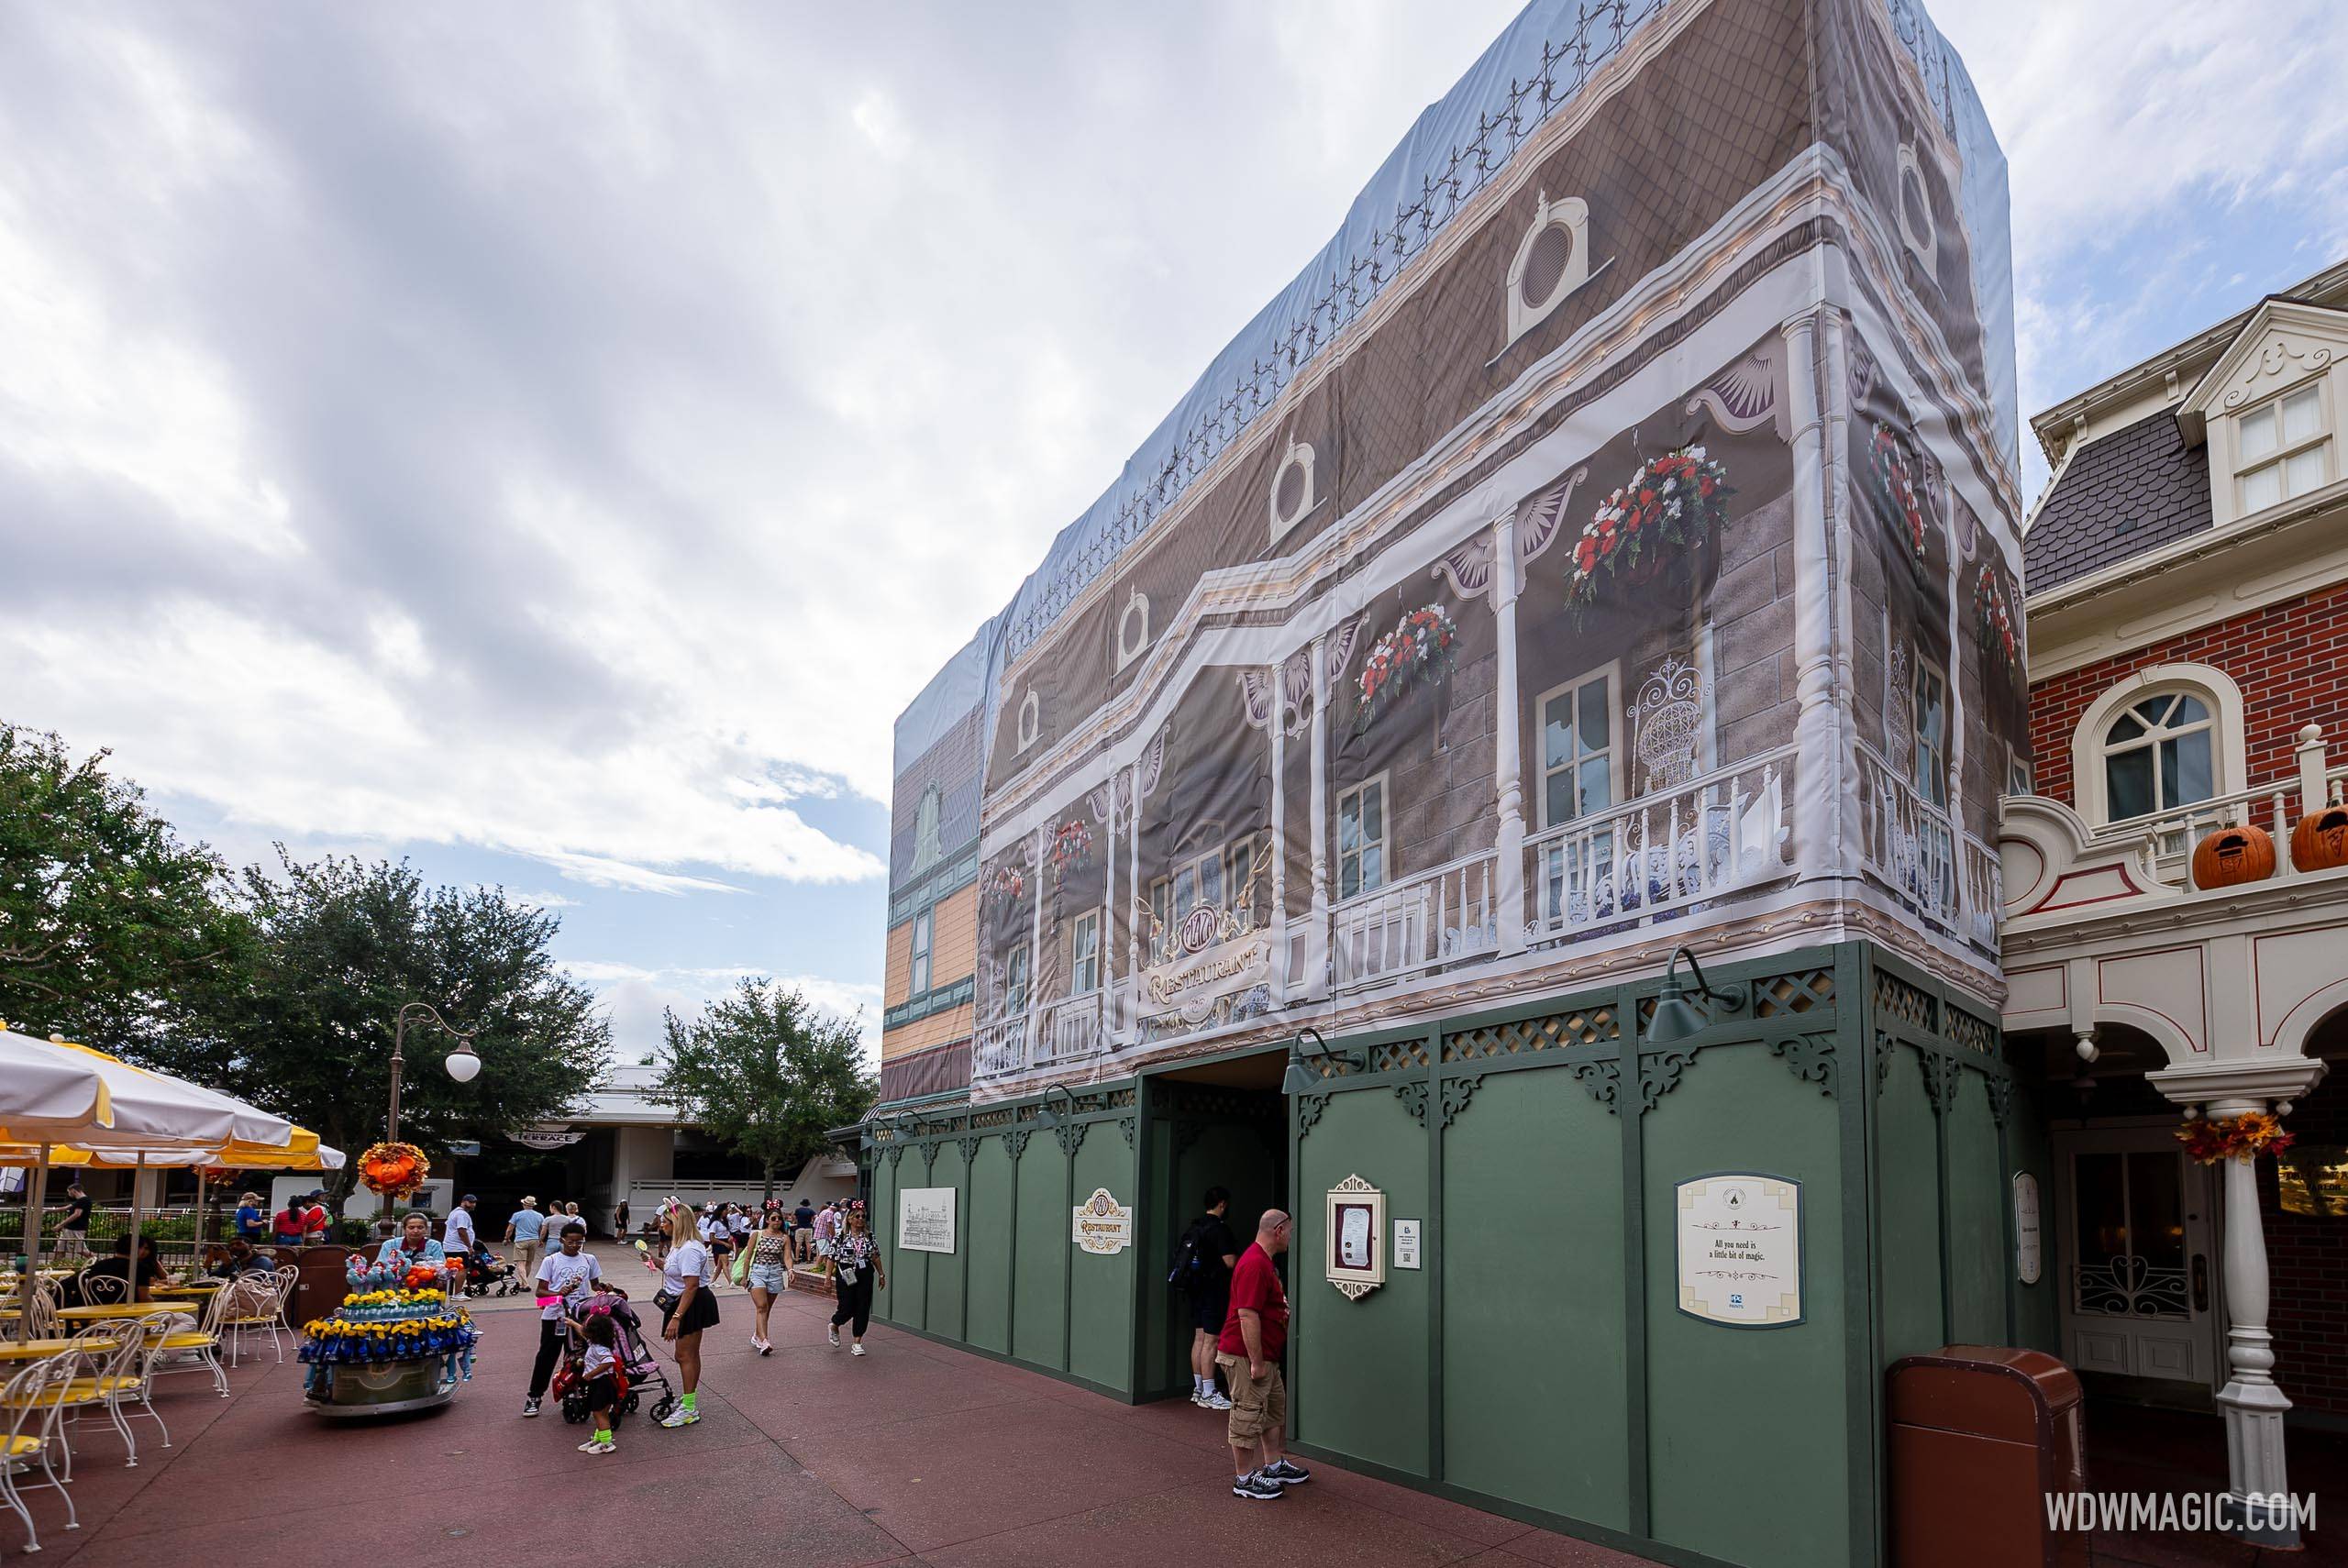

{"left": 13, "top": 1253, "right": 2336, "bottom": 1567}
{"left": 12, "top": 1255, "right": 1652, "bottom": 1568}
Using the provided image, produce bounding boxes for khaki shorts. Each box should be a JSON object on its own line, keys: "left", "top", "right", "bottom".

{"left": 1214, "top": 1353, "right": 1286, "bottom": 1444}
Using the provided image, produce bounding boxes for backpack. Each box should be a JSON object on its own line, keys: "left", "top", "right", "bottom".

{"left": 1166, "top": 1220, "right": 1207, "bottom": 1292}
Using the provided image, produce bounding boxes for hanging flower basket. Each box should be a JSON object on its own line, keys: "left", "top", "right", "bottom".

{"left": 2175, "top": 1111, "right": 2294, "bottom": 1165}
{"left": 985, "top": 863, "right": 1027, "bottom": 915}
{"left": 1047, "top": 817, "right": 1095, "bottom": 884}
{"left": 1354, "top": 603, "right": 1457, "bottom": 734}
{"left": 1866, "top": 422, "right": 1931, "bottom": 563}
{"left": 357, "top": 1142, "right": 430, "bottom": 1201}
{"left": 1567, "top": 447, "right": 1733, "bottom": 624}
{"left": 1973, "top": 563, "right": 2019, "bottom": 673}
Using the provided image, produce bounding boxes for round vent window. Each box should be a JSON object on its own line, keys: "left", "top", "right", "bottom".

{"left": 1274, "top": 458, "right": 1309, "bottom": 521}
{"left": 1899, "top": 170, "right": 1930, "bottom": 250}
{"left": 1522, "top": 222, "right": 1574, "bottom": 307}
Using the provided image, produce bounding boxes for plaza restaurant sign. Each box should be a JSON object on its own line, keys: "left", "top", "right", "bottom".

{"left": 1141, "top": 931, "right": 1271, "bottom": 1025}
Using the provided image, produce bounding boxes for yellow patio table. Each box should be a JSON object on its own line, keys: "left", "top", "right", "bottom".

{"left": 152, "top": 1283, "right": 222, "bottom": 1297}
{"left": 54, "top": 1303, "right": 174, "bottom": 1322}
{"left": 0, "top": 1338, "right": 80, "bottom": 1362}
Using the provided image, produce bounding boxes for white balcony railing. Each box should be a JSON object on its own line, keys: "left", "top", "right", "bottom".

{"left": 1857, "top": 743, "right": 1956, "bottom": 925}
{"left": 1959, "top": 831, "right": 2000, "bottom": 951}
{"left": 2092, "top": 783, "right": 2298, "bottom": 887}
{"left": 1332, "top": 846, "right": 1499, "bottom": 991}
{"left": 1526, "top": 746, "right": 1793, "bottom": 942}
{"left": 970, "top": 1014, "right": 1029, "bottom": 1081}
{"left": 1036, "top": 988, "right": 1107, "bottom": 1066}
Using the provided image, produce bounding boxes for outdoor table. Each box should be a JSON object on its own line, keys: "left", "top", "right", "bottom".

{"left": 55, "top": 1303, "right": 175, "bottom": 1321}
{"left": 153, "top": 1283, "right": 222, "bottom": 1297}
{"left": 0, "top": 1339, "right": 81, "bottom": 1362}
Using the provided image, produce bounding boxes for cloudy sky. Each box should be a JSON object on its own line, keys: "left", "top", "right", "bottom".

{"left": 5, "top": 1, "right": 2344, "bottom": 1066}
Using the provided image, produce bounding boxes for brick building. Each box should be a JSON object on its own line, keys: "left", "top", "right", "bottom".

{"left": 1996, "top": 258, "right": 2348, "bottom": 1537}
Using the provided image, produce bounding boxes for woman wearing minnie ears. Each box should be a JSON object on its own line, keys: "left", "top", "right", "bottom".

{"left": 655, "top": 1198, "right": 718, "bottom": 1425}
{"left": 826, "top": 1203, "right": 886, "bottom": 1355}
{"left": 745, "top": 1209, "right": 793, "bottom": 1354}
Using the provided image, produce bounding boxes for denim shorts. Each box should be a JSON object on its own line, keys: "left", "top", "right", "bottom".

{"left": 748, "top": 1264, "right": 789, "bottom": 1293}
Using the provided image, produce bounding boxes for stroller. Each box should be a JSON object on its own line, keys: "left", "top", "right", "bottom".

{"left": 459, "top": 1245, "right": 524, "bottom": 1297}
{"left": 549, "top": 1286, "right": 676, "bottom": 1426}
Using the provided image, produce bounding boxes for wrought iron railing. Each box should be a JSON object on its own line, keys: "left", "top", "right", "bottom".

{"left": 2072, "top": 1254, "right": 2189, "bottom": 1320}
{"left": 1526, "top": 746, "right": 1794, "bottom": 943}
{"left": 1332, "top": 847, "right": 1500, "bottom": 991}
{"left": 1856, "top": 742, "right": 1956, "bottom": 924}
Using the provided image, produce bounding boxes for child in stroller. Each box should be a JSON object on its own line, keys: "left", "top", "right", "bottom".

{"left": 460, "top": 1244, "right": 523, "bottom": 1297}
{"left": 550, "top": 1286, "right": 676, "bottom": 1427}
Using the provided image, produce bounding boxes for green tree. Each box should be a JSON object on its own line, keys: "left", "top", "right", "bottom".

{"left": 0, "top": 723, "right": 248, "bottom": 1048}
{"left": 655, "top": 978, "right": 875, "bottom": 1202}
{"left": 148, "top": 852, "right": 609, "bottom": 1209}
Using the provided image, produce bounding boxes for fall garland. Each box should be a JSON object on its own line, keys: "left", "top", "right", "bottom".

{"left": 1354, "top": 603, "right": 1458, "bottom": 734}
{"left": 1866, "top": 422, "right": 1930, "bottom": 562}
{"left": 2175, "top": 1110, "right": 2294, "bottom": 1165}
{"left": 1047, "top": 817, "right": 1095, "bottom": 884}
{"left": 1973, "top": 563, "right": 2019, "bottom": 672}
{"left": 358, "top": 1141, "right": 430, "bottom": 1200}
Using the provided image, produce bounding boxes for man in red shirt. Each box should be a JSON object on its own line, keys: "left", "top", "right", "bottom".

{"left": 1215, "top": 1208, "right": 1310, "bottom": 1499}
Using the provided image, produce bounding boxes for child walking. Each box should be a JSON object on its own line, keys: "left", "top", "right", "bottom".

{"left": 575, "top": 1313, "right": 626, "bottom": 1455}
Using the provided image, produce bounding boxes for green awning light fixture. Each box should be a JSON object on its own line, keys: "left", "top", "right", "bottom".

{"left": 1036, "top": 1083, "right": 1076, "bottom": 1132}
{"left": 1643, "top": 945, "right": 1739, "bottom": 1048}
{"left": 1281, "top": 1025, "right": 1364, "bottom": 1096}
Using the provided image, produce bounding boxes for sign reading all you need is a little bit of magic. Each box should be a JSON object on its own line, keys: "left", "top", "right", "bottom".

{"left": 1071, "top": 1187, "right": 1133, "bottom": 1254}
{"left": 897, "top": 1187, "right": 957, "bottom": 1254}
{"left": 1675, "top": 1173, "right": 1802, "bottom": 1327}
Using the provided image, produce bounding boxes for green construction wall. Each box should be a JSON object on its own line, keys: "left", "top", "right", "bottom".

{"left": 864, "top": 1086, "right": 1142, "bottom": 1398}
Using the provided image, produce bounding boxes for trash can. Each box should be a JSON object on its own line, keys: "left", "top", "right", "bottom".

{"left": 1888, "top": 1345, "right": 2088, "bottom": 1568}
{"left": 290, "top": 1245, "right": 355, "bottom": 1328}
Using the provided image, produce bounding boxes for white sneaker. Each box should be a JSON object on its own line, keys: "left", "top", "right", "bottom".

{"left": 828, "top": 1326, "right": 840, "bottom": 1347}
{"left": 659, "top": 1406, "right": 700, "bottom": 1428}
{"left": 851, "top": 1343, "right": 866, "bottom": 1356}
{"left": 522, "top": 1397, "right": 541, "bottom": 1418}
{"left": 1189, "top": 1390, "right": 1208, "bottom": 1408}
{"left": 1205, "top": 1391, "right": 1234, "bottom": 1410}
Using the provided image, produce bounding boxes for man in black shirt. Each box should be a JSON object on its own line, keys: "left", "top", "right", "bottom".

{"left": 62, "top": 1235, "right": 168, "bottom": 1306}
{"left": 56, "top": 1182, "right": 93, "bottom": 1256}
{"left": 1182, "top": 1187, "right": 1242, "bottom": 1410}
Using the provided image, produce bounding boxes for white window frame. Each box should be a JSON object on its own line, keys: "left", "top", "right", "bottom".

{"left": 1117, "top": 590, "right": 1150, "bottom": 670}
{"left": 2232, "top": 380, "right": 2331, "bottom": 516}
{"left": 1002, "top": 944, "right": 1030, "bottom": 1017}
{"left": 2096, "top": 692, "right": 2219, "bottom": 824}
{"left": 1148, "top": 842, "right": 1242, "bottom": 962}
{"left": 1069, "top": 909, "right": 1102, "bottom": 997}
{"left": 1502, "top": 192, "right": 1592, "bottom": 348}
{"left": 1335, "top": 772, "right": 1390, "bottom": 903}
{"left": 908, "top": 909, "right": 933, "bottom": 997}
{"left": 1268, "top": 438, "right": 1319, "bottom": 544}
{"left": 1016, "top": 689, "right": 1040, "bottom": 752}
{"left": 1535, "top": 666, "right": 1623, "bottom": 829}
{"left": 2069, "top": 665, "right": 2247, "bottom": 829}
{"left": 1911, "top": 656, "right": 1951, "bottom": 811}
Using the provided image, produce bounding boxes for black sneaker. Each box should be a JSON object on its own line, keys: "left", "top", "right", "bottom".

{"left": 1231, "top": 1472, "right": 1284, "bottom": 1501}
{"left": 1261, "top": 1458, "right": 1312, "bottom": 1486}
{"left": 522, "top": 1397, "right": 541, "bottom": 1418}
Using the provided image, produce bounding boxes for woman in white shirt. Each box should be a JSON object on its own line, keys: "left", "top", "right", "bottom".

{"left": 657, "top": 1198, "right": 718, "bottom": 1426}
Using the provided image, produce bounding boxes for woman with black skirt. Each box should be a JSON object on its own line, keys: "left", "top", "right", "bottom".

{"left": 656, "top": 1198, "right": 718, "bottom": 1425}
{"left": 827, "top": 1202, "right": 887, "bottom": 1356}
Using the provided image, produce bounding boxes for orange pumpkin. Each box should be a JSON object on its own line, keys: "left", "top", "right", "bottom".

{"left": 2290, "top": 806, "right": 2348, "bottom": 873}
{"left": 2191, "top": 824, "right": 2276, "bottom": 889}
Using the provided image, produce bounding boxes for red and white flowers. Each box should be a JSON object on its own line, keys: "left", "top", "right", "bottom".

{"left": 1355, "top": 603, "right": 1457, "bottom": 732}
{"left": 1047, "top": 816, "right": 1094, "bottom": 883}
{"left": 1567, "top": 447, "right": 1733, "bottom": 618}
{"left": 1867, "top": 422, "right": 1930, "bottom": 562}
{"left": 1974, "top": 563, "right": 2018, "bottom": 672}
{"left": 986, "top": 863, "right": 1026, "bottom": 911}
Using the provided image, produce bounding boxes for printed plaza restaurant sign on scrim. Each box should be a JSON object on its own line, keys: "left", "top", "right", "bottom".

{"left": 1675, "top": 1173, "right": 1802, "bottom": 1327}
{"left": 898, "top": 1187, "right": 957, "bottom": 1254}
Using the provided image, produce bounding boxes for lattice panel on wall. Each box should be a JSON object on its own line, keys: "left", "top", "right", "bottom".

{"left": 1442, "top": 1006, "right": 1619, "bottom": 1063}
{"left": 1753, "top": 969, "right": 1834, "bottom": 1017}
{"left": 1370, "top": 1037, "right": 1433, "bottom": 1074}
{"left": 1945, "top": 1005, "right": 1997, "bottom": 1055}
{"left": 1873, "top": 969, "right": 1939, "bottom": 1034}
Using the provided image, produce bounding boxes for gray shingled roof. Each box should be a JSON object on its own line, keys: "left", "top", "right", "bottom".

{"left": 2024, "top": 408, "right": 2211, "bottom": 596}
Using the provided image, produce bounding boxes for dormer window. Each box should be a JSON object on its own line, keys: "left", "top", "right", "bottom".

{"left": 1116, "top": 590, "right": 1150, "bottom": 670}
{"left": 1503, "top": 192, "right": 1594, "bottom": 349}
{"left": 2234, "top": 383, "right": 2329, "bottom": 513}
{"left": 1016, "top": 689, "right": 1040, "bottom": 752}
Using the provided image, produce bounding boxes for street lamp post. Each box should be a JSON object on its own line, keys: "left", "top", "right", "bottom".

{"left": 387, "top": 1000, "right": 481, "bottom": 1145}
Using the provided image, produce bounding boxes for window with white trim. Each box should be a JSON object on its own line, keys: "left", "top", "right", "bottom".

{"left": 2234, "top": 383, "right": 2330, "bottom": 513}
{"left": 1016, "top": 689, "right": 1040, "bottom": 752}
{"left": 908, "top": 909, "right": 933, "bottom": 996}
{"left": 1148, "top": 839, "right": 1257, "bottom": 962}
{"left": 1003, "top": 945, "right": 1030, "bottom": 1017}
{"left": 1117, "top": 591, "right": 1150, "bottom": 670}
{"left": 1537, "top": 670, "right": 1618, "bottom": 828}
{"left": 2099, "top": 691, "right": 2215, "bottom": 823}
{"left": 1911, "top": 657, "right": 1950, "bottom": 811}
{"left": 1069, "top": 910, "right": 1102, "bottom": 996}
{"left": 1336, "top": 775, "right": 1389, "bottom": 901}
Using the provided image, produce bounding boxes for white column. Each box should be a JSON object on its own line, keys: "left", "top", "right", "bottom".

{"left": 1126, "top": 766, "right": 1143, "bottom": 1041}
{"left": 1307, "top": 632, "right": 1332, "bottom": 999}
{"left": 1269, "top": 666, "right": 1290, "bottom": 997}
{"left": 2296, "top": 723, "right": 2329, "bottom": 812}
{"left": 1781, "top": 310, "right": 1844, "bottom": 880}
{"left": 1026, "top": 825, "right": 1046, "bottom": 1068}
{"left": 1490, "top": 510, "right": 1527, "bottom": 955}
{"left": 1100, "top": 787, "right": 1117, "bottom": 1045}
{"left": 2150, "top": 1056, "right": 2329, "bottom": 1547}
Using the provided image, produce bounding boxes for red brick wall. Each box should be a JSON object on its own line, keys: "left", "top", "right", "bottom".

{"left": 2260, "top": 1066, "right": 2348, "bottom": 1416}
{"left": 2025, "top": 581, "right": 2348, "bottom": 809}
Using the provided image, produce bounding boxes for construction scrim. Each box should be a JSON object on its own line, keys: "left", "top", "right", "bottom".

{"left": 886, "top": 0, "right": 2022, "bottom": 1100}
